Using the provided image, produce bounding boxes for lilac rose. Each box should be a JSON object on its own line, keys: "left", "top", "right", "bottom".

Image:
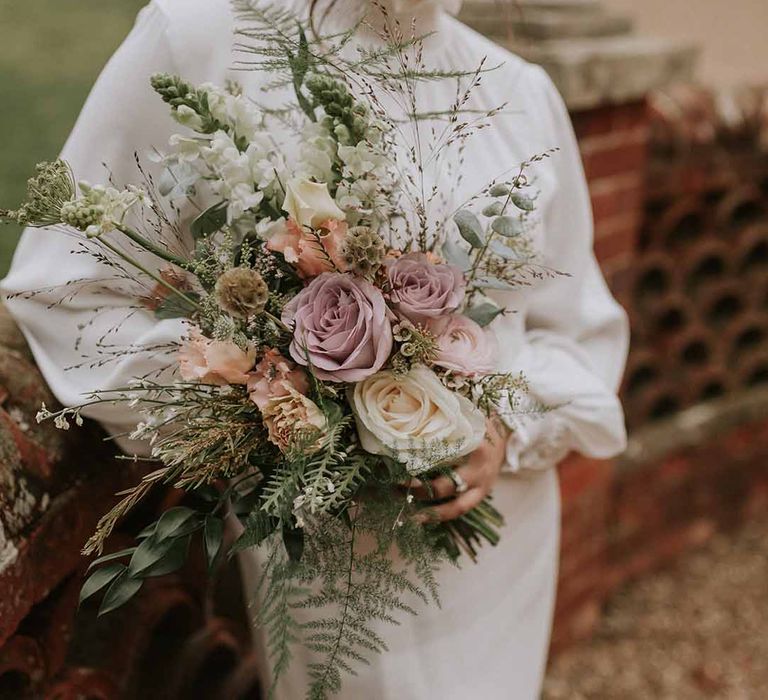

{"left": 386, "top": 253, "right": 465, "bottom": 331}
{"left": 282, "top": 273, "right": 393, "bottom": 382}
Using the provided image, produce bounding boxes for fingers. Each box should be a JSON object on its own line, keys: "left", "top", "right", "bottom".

{"left": 416, "top": 486, "right": 486, "bottom": 523}
{"left": 409, "top": 463, "right": 476, "bottom": 501}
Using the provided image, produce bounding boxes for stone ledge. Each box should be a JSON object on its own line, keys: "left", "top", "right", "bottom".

{"left": 519, "top": 36, "right": 697, "bottom": 111}
{"left": 619, "top": 385, "right": 768, "bottom": 471}
{"left": 460, "top": 0, "right": 699, "bottom": 111}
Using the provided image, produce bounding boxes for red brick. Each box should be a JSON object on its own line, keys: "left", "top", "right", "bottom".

{"left": 571, "top": 101, "right": 649, "bottom": 140}
{"left": 589, "top": 173, "right": 645, "bottom": 225}
{"left": 583, "top": 139, "right": 649, "bottom": 181}
{"left": 593, "top": 223, "right": 639, "bottom": 264}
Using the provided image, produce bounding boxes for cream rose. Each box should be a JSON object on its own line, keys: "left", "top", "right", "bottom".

{"left": 350, "top": 365, "right": 486, "bottom": 474}
{"left": 282, "top": 178, "right": 345, "bottom": 229}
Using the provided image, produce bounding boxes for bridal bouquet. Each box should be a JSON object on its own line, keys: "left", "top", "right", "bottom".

{"left": 2, "top": 3, "right": 554, "bottom": 696}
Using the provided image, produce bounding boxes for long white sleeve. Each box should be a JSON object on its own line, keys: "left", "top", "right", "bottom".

{"left": 500, "top": 65, "right": 630, "bottom": 471}
{"left": 1, "top": 2, "right": 188, "bottom": 448}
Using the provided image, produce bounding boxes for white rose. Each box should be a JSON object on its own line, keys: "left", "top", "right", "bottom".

{"left": 350, "top": 365, "right": 486, "bottom": 474}
{"left": 282, "top": 178, "right": 345, "bottom": 229}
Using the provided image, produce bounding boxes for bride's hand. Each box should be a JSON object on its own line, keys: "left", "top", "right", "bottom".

{"left": 411, "top": 417, "right": 509, "bottom": 523}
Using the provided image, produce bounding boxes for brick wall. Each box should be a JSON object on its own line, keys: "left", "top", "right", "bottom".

{"left": 551, "top": 96, "right": 768, "bottom": 651}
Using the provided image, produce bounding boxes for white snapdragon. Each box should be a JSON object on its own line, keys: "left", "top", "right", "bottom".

{"left": 203, "top": 83, "right": 261, "bottom": 143}
{"left": 172, "top": 104, "right": 205, "bottom": 132}
{"left": 296, "top": 122, "right": 338, "bottom": 184}
{"left": 199, "top": 131, "right": 286, "bottom": 224}
{"left": 338, "top": 142, "right": 388, "bottom": 179}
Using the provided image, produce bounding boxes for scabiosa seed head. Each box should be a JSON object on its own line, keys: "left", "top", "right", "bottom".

{"left": 340, "top": 226, "right": 386, "bottom": 277}
{"left": 214, "top": 266, "right": 269, "bottom": 319}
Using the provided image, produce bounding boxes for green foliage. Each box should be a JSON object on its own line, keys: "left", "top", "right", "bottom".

{"left": 190, "top": 201, "right": 228, "bottom": 239}
{"left": 453, "top": 209, "right": 485, "bottom": 249}
{"left": 465, "top": 301, "right": 504, "bottom": 327}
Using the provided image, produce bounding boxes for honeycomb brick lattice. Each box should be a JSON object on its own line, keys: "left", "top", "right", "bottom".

{"left": 621, "top": 174, "right": 768, "bottom": 429}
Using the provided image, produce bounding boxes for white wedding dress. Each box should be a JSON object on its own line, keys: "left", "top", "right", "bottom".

{"left": 1, "top": 1, "right": 628, "bottom": 697}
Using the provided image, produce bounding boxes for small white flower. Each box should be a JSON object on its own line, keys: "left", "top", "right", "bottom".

{"left": 54, "top": 415, "right": 70, "bottom": 431}
{"left": 172, "top": 104, "right": 205, "bottom": 131}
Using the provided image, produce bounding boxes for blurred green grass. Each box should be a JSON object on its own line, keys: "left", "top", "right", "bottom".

{"left": 0, "top": 0, "right": 147, "bottom": 275}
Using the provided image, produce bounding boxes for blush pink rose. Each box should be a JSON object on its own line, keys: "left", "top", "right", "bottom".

{"left": 282, "top": 272, "right": 393, "bottom": 383}
{"left": 247, "top": 348, "right": 309, "bottom": 411}
{"left": 179, "top": 327, "right": 255, "bottom": 385}
{"left": 434, "top": 314, "right": 498, "bottom": 377}
{"left": 386, "top": 252, "right": 465, "bottom": 332}
{"left": 266, "top": 218, "right": 348, "bottom": 278}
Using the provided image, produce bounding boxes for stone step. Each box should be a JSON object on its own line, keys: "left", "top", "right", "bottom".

{"left": 461, "top": 2, "right": 634, "bottom": 41}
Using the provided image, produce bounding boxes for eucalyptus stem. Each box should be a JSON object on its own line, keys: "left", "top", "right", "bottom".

{"left": 115, "top": 223, "right": 190, "bottom": 269}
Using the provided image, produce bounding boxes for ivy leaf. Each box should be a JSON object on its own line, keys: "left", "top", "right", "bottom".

{"left": 87, "top": 547, "right": 136, "bottom": 571}
{"left": 136, "top": 523, "right": 157, "bottom": 540}
{"left": 79, "top": 563, "right": 126, "bottom": 606}
{"left": 142, "top": 535, "right": 192, "bottom": 578}
{"left": 510, "top": 193, "right": 535, "bottom": 212}
{"left": 128, "top": 535, "right": 177, "bottom": 577}
{"left": 190, "top": 201, "right": 227, "bottom": 239}
{"left": 98, "top": 570, "right": 143, "bottom": 616}
{"left": 204, "top": 516, "right": 225, "bottom": 571}
{"left": 453, "top": 210, "right": 485, "bottom": 249}
{"left": 465, "top": 302, "right": 505, "bottom": 327}
{"left": 491, "top": 216, "right": 524, "bottom": 238}
{"left": 283, "top": 525, "right": 305, "bottom": 563}
{"left": 155, "top": 507, "right": 198, "bottom": 540}
{"left": 441, "top": 237, "right": 471, "bottom": 271}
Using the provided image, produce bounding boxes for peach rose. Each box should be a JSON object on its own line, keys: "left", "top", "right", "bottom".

{"left": 179, "top": 327, "right": 255, "bottom": 385}
{"left": 262, "top": 387, "right": 327, "bottom": 453}
{"left": 266, "top": 218, "right": 348, "bottom": 278}
{"left": 247, "top": 349, "right": 309, "bottom": 411}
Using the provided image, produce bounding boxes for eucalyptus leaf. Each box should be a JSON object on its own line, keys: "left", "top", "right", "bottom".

{"left": 473, "top": 276, "right": 516, "bottom": 291}
{"left": 491, "top": 216, "right": 524, "bottom": 238}
{"left": 190, "top": 202, "right": 228, "bottom": 239}
{"left": 488, "top": 239, "right": 527, "bottom": 261}
{"left": 98, "top": 571, "right": 143, "bottom": 616}
{"left": 453, "top": 210, "right": 485, "bottom": 249}
{"left": 465, "top": 302, "right": 505, "bottom": 327}
{"left": 510, "top": 192, "right": 535, "bottom": 212}
{"left": 489, "top": 183, "right": 510, "bottom": 197}
{"left": 482, "top": 202, "right": 503, "bottom": 217}
{"left": 204, "top": 516, "right": 225, "bottom": 571}
{"left": 441, "top": 237, "right": 471, "bottom": 271}
{"left": 79, "top": 563, "right": 126, "bottom": 606}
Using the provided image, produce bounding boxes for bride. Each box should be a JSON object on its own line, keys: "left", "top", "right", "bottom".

{"left": 2, "top": 0, "right": 628, "bottom": 697}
